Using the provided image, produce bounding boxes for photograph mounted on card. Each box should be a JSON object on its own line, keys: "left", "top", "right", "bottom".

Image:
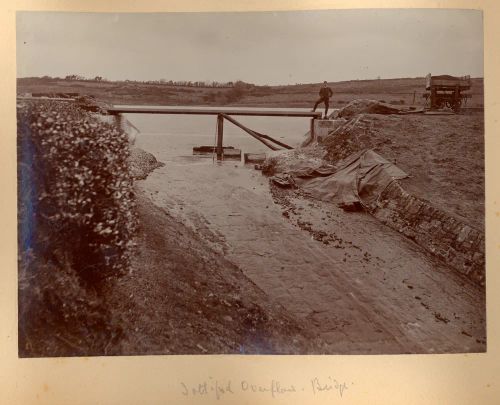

{"left": 16, "top": 8, "right": 485, "bottom": 357}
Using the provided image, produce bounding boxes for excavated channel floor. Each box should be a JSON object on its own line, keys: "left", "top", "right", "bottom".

{"left": 136, "top": 143, "right": 486, "bottom": 354}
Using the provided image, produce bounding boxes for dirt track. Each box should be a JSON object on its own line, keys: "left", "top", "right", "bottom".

{"left": 138, "top": 156, "right": 486, "bottom": 354}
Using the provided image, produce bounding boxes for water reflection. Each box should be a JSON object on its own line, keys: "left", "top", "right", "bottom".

{"left": 123, "top": 106, "right": 313, "bottom": 162}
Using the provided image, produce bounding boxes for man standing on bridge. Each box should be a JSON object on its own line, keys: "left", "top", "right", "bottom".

{"left": 312, "top": 81, "right": 333, "bottom": 119}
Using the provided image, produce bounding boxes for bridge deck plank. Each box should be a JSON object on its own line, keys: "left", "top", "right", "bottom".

{"left": 108, "top": 106, "right": 321, "bottom": 118}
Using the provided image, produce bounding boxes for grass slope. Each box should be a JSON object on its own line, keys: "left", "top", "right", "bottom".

{"left": 18, "top": 76, "right": 484, "bottom": 108}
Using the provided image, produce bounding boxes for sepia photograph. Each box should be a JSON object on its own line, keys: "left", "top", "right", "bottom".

{"left": 16, "top": 9, "right": 485, "bottom": 357}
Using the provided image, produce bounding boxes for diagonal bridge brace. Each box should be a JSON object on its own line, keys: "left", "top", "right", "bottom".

{"left": 220, "top": 113, "right": 294, "bottom": 151}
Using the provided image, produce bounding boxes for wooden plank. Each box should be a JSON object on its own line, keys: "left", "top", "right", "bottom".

{"left": 107, "top": 106, "right": 322, "bottom": 118}
{"left": 424, "top": 111, "right": 456, "bottom": 115}
{"left": 244, "top": 153, "right": 267, "bottom": 163}
{"left": 221, "top": 149, "right": 242, "bottom": 160}
{"left": 193, "top": 147, "right": 241, "bottom": 159}
{"left": 193, "top": 146, "right": 234, "bottom": 154}
{"left": 17, "top": 96, "right": 76, "bottom": 102}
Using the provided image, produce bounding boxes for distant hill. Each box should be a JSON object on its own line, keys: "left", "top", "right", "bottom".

{"left": 17, "top": 76, "right": 484, "bottom": 108}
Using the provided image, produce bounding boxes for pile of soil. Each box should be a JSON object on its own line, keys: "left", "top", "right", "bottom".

{"left": 261, "top": 147, "right": 326, "bottom": 176}
{"left": 128, "top": 147, "right": 165, "bottom": 180}
{"left": 322, "top": 113, "right": 484, "bottom": 230}
{"left": 336, "top": 99, "right": 406, "bottom": 119}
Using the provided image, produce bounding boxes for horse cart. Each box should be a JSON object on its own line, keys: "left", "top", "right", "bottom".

{"left": 422, "top": 73, "right": 471, "bottom": 112}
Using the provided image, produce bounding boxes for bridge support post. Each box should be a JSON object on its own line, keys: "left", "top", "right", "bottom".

{"left": 217, "top": 114, "right": 224, "bottom": 160}
{"left": 112, "top": 113, "right": 138, "bottom": 144}
{"left": 113, "top": 113, "right": 124, "bottom": 132}
{"left": 310, "top": 118, "right": 316, "bottom": 141}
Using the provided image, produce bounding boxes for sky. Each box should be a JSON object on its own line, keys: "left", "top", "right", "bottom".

{"left": 16, "top": 9, "right": 483, "bottom": 85}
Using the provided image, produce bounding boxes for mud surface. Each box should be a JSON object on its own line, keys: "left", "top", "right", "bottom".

{"left": 105, "top": 192, "right": 324, "bottom": 354}
{"left": 135, "top": 150, "right": 485, "bottom": 354}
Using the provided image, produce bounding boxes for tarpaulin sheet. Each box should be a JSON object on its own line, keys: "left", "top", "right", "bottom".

{"left": 272, "top": 149, "right": 408, "bottom": 208}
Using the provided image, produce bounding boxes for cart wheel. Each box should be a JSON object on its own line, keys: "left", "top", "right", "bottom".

{"left": 425, "top": 96, "right": 431, "bottom": 109}
{"left": 445, "top": 101, "right": 453, "bottom": 109}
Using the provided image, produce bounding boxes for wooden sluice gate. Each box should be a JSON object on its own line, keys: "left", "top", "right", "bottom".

{"left": 107, "top": 106, "right": 321, "bottom": 160}
{"left": 193, "top": 146, "right": 242, "bottom": 160}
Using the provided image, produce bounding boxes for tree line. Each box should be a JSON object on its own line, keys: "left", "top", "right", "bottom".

{"left": 59, "top": 75, "right": 248, "bottom": 88}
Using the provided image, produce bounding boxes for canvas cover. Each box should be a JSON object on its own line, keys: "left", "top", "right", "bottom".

{"left": 271, "top": 149, "right": 408, "bottom": 208}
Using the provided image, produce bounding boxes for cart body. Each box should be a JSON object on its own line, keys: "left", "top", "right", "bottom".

{"left": 422, "top": 73, "right": 471, "bottom": 112}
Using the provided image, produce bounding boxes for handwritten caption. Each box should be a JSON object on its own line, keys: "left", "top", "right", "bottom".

{"left": 180, "top": 376, "right": 351, "bottom": 400}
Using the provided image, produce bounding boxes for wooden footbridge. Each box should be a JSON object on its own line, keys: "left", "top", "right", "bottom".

{"left": 107, "top": 106, "right": 321, "bottom": 160}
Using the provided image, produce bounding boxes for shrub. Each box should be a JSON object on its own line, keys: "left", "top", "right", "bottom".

{"left": 225, "top": 86, "right": 245, "bottom": 103}
{"left": 203, "top": 92, "right": 217, "bottom": 103}
{"left": 224, "top": 80, "right": 253, "bottom": 103}
{"left": 17, "top": 100, "right": 137, "bottom": 355}
{"left": 18, "top": 251, "right": 123, "bottom": 356}
{"left": 18, "top": 101, "right": 137, "bottom": 284}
